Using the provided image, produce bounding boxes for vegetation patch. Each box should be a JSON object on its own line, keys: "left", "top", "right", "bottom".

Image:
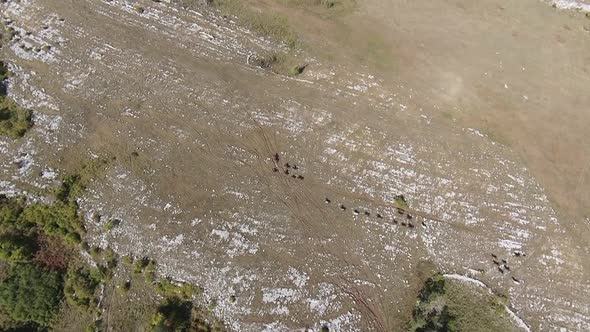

{"left": 289, "top": 64, "right": 307, "bottom": 76}
{"left": 408, "top": 274, "right": 519, "bottom": 332}
{"left": 55, "top": 158, "right": 110, "bottom": 204}
{"left": 0, "top": 167, "right": 102, "bottom": 330}
{"left": 19, "top": 201, "right": 84, "bottom": 244}
{"left": 0, "top": 60, "right": 33, "bottom": 138}
{"left": 394, "top": 194, "right": 409, "bottom": 211}
{"left": 156, "top": 278, "right": 202, "bottom": 299}
{"left": 250, "top": 52, "right": 282, "bottom": 69}
{"left": 0, "top": 98, "right": 33, "bottom": 139}
{"left": 64, "top": 266, "right": 101, "bottom": 309}
{"left": 0, "top": 263, "right": 63, "bottom": 327}
{"left": 150, "top": 296, "right": 193, "bottom": 332}
{"left": 0, "top": 61, "right": 7, "bottom": 82}
{"left": 212, "top": 0, "right": 299, "bottom": 48}
{"left": 104, "top": 218, "right": 121, "bottom": 231}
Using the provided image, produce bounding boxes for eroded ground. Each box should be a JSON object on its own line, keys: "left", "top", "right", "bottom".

{"left": 1, "top": 0, "right": 589, "bottom": 331}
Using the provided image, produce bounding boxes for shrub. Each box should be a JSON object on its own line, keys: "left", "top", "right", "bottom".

{"left": 104, "top": 247, "right": 118, "bottom": 269}
{"left": 0, "top": 61, "right": 7, "bottom": 82}
{"left": 55, "top": 159, "right": 109, "bottom": 203}
{"left": 394, "top": 194, "right": 409, "bottom": 210}
{"left": 120, "top": 280, "right": 131, "bottom": 293}
{"left": 0, "top": 264, "right": 63, "bottom": 327}
{"left": 0, "top": 99, "right": 33, "bottom": 139}
{"left": 0, "top": 233, "right": 37, "bottom": 263}
{"left": 133, "top": 257, "right": 155, "bottom": 275}
{"left": 156, "top": 278, "right": 201, "bottom": 299}
{"left": 0, "top": 195, "right": 26, "bottom": 231}
{"left": 150, "top": 297, "right": 192, "bottom": 332}
{"left": 90, "top": 246, "right": 102, "bottom": 258}
{"left": 96, "top": 264, "right": 113, "bottom": 281}
{"left": 122, "top": 254, "right": 134, "bottom": 266}
{"left": 0, "top": 196, "right": 36, "bottom": 236}
{"left": 64, "top": 266, "right": 100, "bottom": 309}
{"left": 55, "top": 175, "right": 83, "bottom": 203}
{"left": 409, "top": 274, "right": 518, "bottom": 331}
{"left": 19, "top": 201, "right": 84, "bottom": 245}
{"left": 409, "top": 274, "right": 454, "bottom": 331}
{"left": 104, "top": 218, "right": 120, "bottom": 231}
{"left": 33, "top": 234, "right": 71, "bottom": 271}
{"left": 289, "top": 64, "right": 306, "bottom": 76}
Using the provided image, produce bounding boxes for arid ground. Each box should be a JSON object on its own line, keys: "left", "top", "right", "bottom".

{"left": 1, "top": 0, "right": 589, "bottom": 331}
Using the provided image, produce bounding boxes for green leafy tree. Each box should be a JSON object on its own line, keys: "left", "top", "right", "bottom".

{"left": 0, "top": 264, "right": 63, "bottom": 327}
{"left": 0, "top": 233, "right": 37, "bottom": 263}
{"left": 0, "top": 196, "right": 31, "bottom": 233}
{"left": 410, "top": 274, "right": 456, "bottom": 332}
{"left": 0, "top": 100, "right": 33, "bottom": 139}
{"left": 19, "top": 202, "right": 84, "bottom": 244}
{"left": 150, "top": 297, "right": 192, "bottom": 332}
{"left": 64, "top": 266, "right": 100, "bottom": 309}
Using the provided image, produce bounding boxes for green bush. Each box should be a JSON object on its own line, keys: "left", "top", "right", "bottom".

{"left": 0, "top": 233, "right": 37, "bottom": 263}
{"left": 19, "top": 202, "right": 84, "bottom": 245}
{"left": 0, "top": 264, "right": 63, "bottom": 327}
{"left": 0, "top": 61, "right": 8, "bottom": 82}
{"left": 104, "top": 218, "right": 121, "bottom": 231}
{"left": 156, "top": 278, "right": 201, "bottom": 299}
{"left": 0, "top": 196, "right": 36, "bottom": 235}
{"left": 104, "top": 247, "right": 118, "bottom": 269}
{"left": 409, "top": 274, "right": 519, "bottom": 332}
{"left": 122, "top": 254, "right": 134, "bottom": 266}
{"left": 133, "top": 256, "right": 155, "bottom": 275}
{"left": 289, "top": 64, "right": 306, "bottom": 76}
{"left": 55, "top": 159, "right": 109, "bottom": 204}
{"left": 120, "top": 280, "right": 131, "bottom": 293}
{"left": 0, "top": 99, "right": 33, "bottom": 139}
{"left": 64, "top": 266, "right": 100, "bottom": 309}
{"left": 409, "top": 274, "right": 454, "bottom": 331}
{"left": 394, "top": 194, "right": 409, "bottom": 210}
{"left": 150, "top": 297, "right": 192, "bottom": 332}
{"left": 55, "top": 175, "right": 83, "bottom": 203}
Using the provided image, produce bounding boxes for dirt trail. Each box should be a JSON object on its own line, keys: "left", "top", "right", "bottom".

{"left": 1, "top": 0, "right": 589, "bottom": 331}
